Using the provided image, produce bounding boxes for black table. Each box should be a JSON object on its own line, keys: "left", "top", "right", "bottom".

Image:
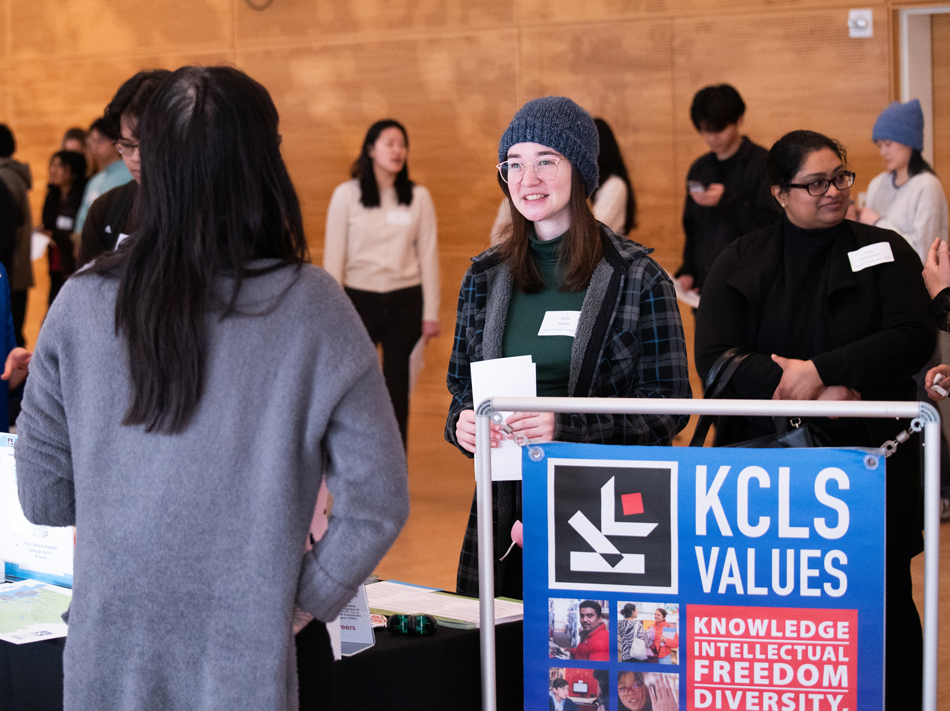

{"left": 1, "top": 620, "right": 524, "bottom": 711}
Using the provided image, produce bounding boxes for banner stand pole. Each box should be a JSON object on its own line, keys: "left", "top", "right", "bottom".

{"left": 472, "top": 397, "right": 939, "bottom": 711}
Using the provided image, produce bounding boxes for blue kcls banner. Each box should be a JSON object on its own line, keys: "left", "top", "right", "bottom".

{"left": 522, "top": 444, "right": 885, "bottom": 711}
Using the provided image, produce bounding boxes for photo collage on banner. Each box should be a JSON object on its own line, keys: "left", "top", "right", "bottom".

{"left": 521, "top": 443, "right": 885, "bottom": 711}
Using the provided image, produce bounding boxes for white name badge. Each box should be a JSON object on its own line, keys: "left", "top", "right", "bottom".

{"left": 55, "top": 215, "right": 74, "bottom": 231}
{"left": 386, "top": 210, "right": 412, "bottom": 226}
{"left": 848, "top": 242, "right": 894, "bottom": 272}
{"left": 538, "top": 310, "right": 581, "bottom": 337}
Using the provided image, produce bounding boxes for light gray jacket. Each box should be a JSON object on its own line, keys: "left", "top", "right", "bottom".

{"left": 15, "top": 263, "right": 409, "bottom": 710}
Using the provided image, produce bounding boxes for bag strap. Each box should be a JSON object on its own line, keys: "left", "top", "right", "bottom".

{"left": 689, "top": 348, "right": 751, "bottom": 447}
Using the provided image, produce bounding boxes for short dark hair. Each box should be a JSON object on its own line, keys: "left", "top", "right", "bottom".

{"left": 690, "top": 84, "right": 746, "bottom": 132}
{"left": 62, "top": 127, "right": 86, "bottom": 146}
{"left": 89, "top": 117, "right": 114, "bottom": 141}
{"left": 552, "top": 678, "right": 569, "bottom": 691}
{"left": 0, "top": 125, "right": 15, "bottom": 158}
{"left": 351, "top": 119, "right": 413, "bottom": 208}
{"left": 104, "top": 69, "right": 172, "bottom": 139}
{"left": 621, "top": 603, "right": 636, "bottom": 618}
{"left": 766, "top": 130, "right": 847, "bottom": 191}
{"left": 656, "top": 607, "right": 668, "bottom": 619}
{"left": 579, "top": 600, "right": 603, "bottom": 618}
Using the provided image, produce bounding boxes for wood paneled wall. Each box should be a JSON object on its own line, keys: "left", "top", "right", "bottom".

{"left": 0, "top": 0, "right": 919, "bottom": 327}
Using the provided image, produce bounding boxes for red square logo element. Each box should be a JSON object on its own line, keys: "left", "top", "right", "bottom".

{"left": 621, "top": 492, "right": 643, "bottom": 516}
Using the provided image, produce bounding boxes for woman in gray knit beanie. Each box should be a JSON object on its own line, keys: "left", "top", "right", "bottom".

{"left": 445, "top": 96, "right": 690, "bottom": 598}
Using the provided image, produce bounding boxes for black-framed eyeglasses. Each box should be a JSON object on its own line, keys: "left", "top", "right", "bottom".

{"left": 788, "top": 171, "right": 855, "bottom": 196}
{"left": 496, "top": 157, "right": 562, "bottom": 185}
{"left": 114, "top": 139, "right": 139, "bottom": 157}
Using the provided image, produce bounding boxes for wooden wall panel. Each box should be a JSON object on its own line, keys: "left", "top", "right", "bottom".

{"left": 239, "top": 32, "right": 519, "bottom": 323}
{"left": 519, "top": 21, "right": 678, "bottom": 266}
{"left": 11, "top": 0, "right": 232, "bottom": 59}
{"left": 235, "top": 0, "right": 514, "bottom": 46}
{"left": 933, "top": 14, "right": 950, "bottom": 208}
{"left": 12, "top": 52, "right": 231, "bottom": 217}
{"left": 672, "top": 9, "right": 891, "bottom": 205}
{"left": 516, "top": 0, "right": 885, "bottom": 25}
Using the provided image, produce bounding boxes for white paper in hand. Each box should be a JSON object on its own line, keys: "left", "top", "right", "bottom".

{"left": 471, "top": 355, "right": 536, "bottom": 481}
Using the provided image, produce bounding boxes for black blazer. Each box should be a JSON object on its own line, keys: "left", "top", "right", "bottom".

{"left": 695, "top": 217, "right": 936, "bottom": 557}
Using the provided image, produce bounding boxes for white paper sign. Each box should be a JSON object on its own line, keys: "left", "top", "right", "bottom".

{"left": 0, "top": 435, "right": 75, "bottom": 587}
{"left": 55, "top": 215, "right": 74, "bottom": 231}
{"left": 538, "top": 311, "right": 581, "bottom": 337}
{"left": 339, "top": 584, "right": 375, "bottom": 657}
{"left": 386, "top": 210, "right": 412, "bottom": 226}
{"left": 471, "top": 355, "right": 537, "bottom": 481}
{"left": 848, "top": 242, "right": 894, "bottom": 272}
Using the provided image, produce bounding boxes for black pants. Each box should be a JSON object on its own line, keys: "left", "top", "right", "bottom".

{"left": 295, "top": 620, "right": 336, "bottom": 710}
{"left": 344, "top": 285, "right": 422, "bottom": 448}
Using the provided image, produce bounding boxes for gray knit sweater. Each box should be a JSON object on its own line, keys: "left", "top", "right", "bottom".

{"left": 15, "top": 262, "right": 409, "bottom": 710}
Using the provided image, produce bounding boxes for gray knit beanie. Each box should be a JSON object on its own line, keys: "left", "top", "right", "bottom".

{"left": 872, "top": 99, "right": 924, "bottom": 151}
{"left": 498, "top": 96, "right": 600, "bottom": 196}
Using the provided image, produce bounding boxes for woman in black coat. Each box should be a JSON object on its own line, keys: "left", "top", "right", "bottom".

{"left": 695, "top": 130, "right": 934, "bottom": 711}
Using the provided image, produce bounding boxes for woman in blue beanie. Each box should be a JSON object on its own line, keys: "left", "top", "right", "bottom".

{"left": 445, "top": 96, "right": 691, "bottom": 598}
{"left": 852, "top": 99, "right": 948, "bottom": 262}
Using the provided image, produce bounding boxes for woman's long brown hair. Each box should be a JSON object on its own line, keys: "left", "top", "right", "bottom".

{"left": 496, "top": 168, "right": 603, "bottom": 293}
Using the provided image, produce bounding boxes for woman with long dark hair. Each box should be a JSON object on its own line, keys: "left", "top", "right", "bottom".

{"left": 446, "top": 96, "right": 690, "bottom": 598}
{"left": 695, "top": 129, "right": 935, "bottom": 711}
{"left": 592, "top": 117, "right": 637, "bottom": 236}
{"left": 39, "top": 150, "right": 86, "bottom": 303}
{"left": 14, "top": 66, "right": 409, "bottom": 710}
{"left": 324, "top": 119, "right": 440, "bottom": 447}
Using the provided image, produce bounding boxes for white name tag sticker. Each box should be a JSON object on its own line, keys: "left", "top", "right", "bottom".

{"left": 848, "top": 242, "right": 894, "bottom": 272}
{"left": 538, "top": 310, "right": 581, "bottom": 337}
{"left": 55, "top": 215, "right": 74, "bottom": 231}
{"left": 386, "top": 210, "right": 412, "bottom": 226}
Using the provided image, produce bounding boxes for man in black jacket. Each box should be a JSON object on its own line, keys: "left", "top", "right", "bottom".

{"left": 675, "top": 84, "right": 780, "bottom": 296}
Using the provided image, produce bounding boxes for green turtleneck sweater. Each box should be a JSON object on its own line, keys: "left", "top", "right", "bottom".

{"left": 502, "top": 231, "right": 587, "bottom": 396}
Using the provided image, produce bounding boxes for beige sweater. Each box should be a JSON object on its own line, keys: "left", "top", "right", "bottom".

{"left": 323, "top": 179, "right": 440, "bottom": 322}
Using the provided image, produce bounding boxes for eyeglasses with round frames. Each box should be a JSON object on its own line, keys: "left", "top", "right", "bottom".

{"left": 496, "top": 156, "right": 562, "bottom": 185}
{"left": 114, "top": 139, "right": 139, "bottom": 157}
{"left": 788, "top": 171, "right": 855, "bottom": 196}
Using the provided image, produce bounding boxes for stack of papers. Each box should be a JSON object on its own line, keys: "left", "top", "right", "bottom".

{"left": 366, "top": 580, "right": 523, "bottom": 630}
{"left": 0, "top": 579, "right": 72, "bottom": 644}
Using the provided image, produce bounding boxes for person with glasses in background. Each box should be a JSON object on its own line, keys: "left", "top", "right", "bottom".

{"left": 617, "top": 672, "right": 678, "bottom": 711}
{"left": 695, "top": 130, "right": 935, "bottom": 711}
{"left": 77, "top": 70, "right": 170, "bottom": 269}
{"left": 71, "top": 117, "right": 131, "bottom": 254}
{"left": 446, "top": 96, "right": 690, "bottom": 599}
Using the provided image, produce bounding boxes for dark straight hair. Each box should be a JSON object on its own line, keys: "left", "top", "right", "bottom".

{"left": 87, "top": 65, "right": 308, "bottom": 434}
{"left": 351, "top": 119, "right": 413, "bottom": 208}
{"left": 591, "top": 118, "right": 636, "bottom": 234}
{"left": 909, "top": 149, "right": 937, "bottom": 178}
{"left": 104, "top": 69, "right": 172, "bottom": 139}
{"left": 51, "top": 150, "right": 87, "bottom": 203}
{"left": 766, "top": 130, "right": 848, "bottom": 191}
{"left": 496, "top": 168, "right": 602, "bottom": 294}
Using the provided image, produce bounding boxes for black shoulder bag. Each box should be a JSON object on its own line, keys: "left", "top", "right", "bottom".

{"left": 689, "top": 347, "right": 828, "bottom": 449}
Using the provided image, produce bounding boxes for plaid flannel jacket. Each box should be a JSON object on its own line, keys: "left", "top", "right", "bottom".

{"left": 445, "top": 227, "right": 691, "bottom": 595}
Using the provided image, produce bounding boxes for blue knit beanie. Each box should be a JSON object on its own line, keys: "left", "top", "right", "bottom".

{"left": 498, "top": 96, "right": 600, "bottom": 196}
{"left": 872, "top": 99, "right": 924, "bottom": 151}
